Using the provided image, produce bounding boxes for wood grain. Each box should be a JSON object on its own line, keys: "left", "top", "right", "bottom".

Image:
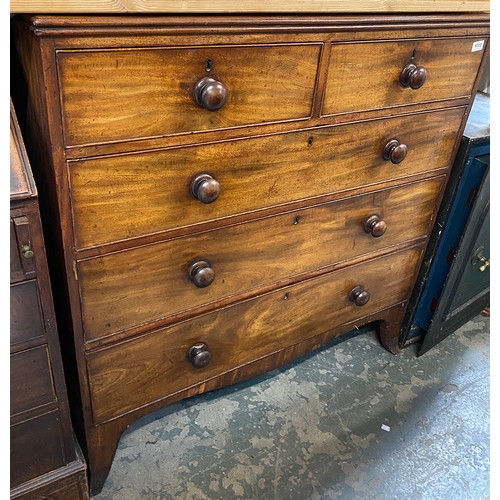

{"left": 81, "top": 299, "right": 411, "bottom": 494}
{"left": 87, "top": 245, "right": 421, "bottom": 423}
{"left": 10, "top": 0, "right": 490, "bottom": 14}
{"left": 10, "top": 98, "right": 89, "bottom": 499}
{"left": 10, "top": 99, "right": 36, "bottom": 200}
{"left": 10, "top": 411, "right": 66, "bottom": 487}
{"left": 10, "top": 456, "right": 89, "bottom": 500}
{"left": 78, "top": 177, "right": 442, "bottom": 341}
{"left": 11, "top": 13, "right": 490, "bottom": 496}
{"left": 10, "top": 346, "right": 57, "bottom": 417}
{"left": 69, "top": 107, "right": 464, "bottom": 249}
{"left": 10, "top": 281, "right": 46, "bottom": 346}
{"left": 323, "top": 37, "right": 487, "bottom": 115}
{"left": 58, "top": 44, "right": 320, "bottom": 146}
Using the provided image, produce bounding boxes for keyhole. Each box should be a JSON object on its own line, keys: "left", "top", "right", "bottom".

{"left": 308, "top": 137, "right": 314, "bottom": 147}
{"left": 206, "top": 58, "right": 213, "bottom": 72}
{"left": 412, "top": 49, "right": 417, "bottom": 59}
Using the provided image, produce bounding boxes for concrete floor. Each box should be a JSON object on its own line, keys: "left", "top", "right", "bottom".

{"left": 92, "top": 314, "right": 490, "bottom": 500}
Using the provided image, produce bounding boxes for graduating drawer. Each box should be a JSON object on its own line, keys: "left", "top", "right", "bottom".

{"left": 57, "top": 44, "right": 320, "bottom": 147}
{"left": 78, "top": 177, "right": 441, "bottom": 341}
{"left": 87, "top": 245, "right": 422, "bottom": 424}
{"left": 323, "top": 37, "right": 486, "bottom": 116}
{"left": 70, "top": 106, "right": 463, "bottom": 250}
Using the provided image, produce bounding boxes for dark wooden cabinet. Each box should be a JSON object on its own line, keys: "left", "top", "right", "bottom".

{"left": 10, "top": 99, "right": 90, "bottom": 500}
{"left": 12, "top": 14, "right": 489, "bottom": 495}
{"left": 401, "top": 92, "right": 490, "bottom": 354}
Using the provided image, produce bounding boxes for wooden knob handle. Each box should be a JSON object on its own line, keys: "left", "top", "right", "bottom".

{"left": 186, "top": 342, "right": 212, "bottom": 369}
{"left": 399, "top": 63, "right": 427, "bottom": 89}
{"left": 382, "top": 139, "right": 408, "bottom": 164}
{"left": 193, "top": 77, "right": 227, "bottom": 111}
{"left": 364, "top": 215, "right": 387, "bottom": 237}
{"left": 348, "top": 285, "right": 370, "bottom": 306}
{"left": 187, "top": 259, "right": 215, "bottom": 288}
{"left": 190, "top": 173, "right": 220, "bottom": 204}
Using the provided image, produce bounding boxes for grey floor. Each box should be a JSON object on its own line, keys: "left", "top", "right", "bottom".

{"left": 93, "top": 314, "right": 490, "bottom": 500}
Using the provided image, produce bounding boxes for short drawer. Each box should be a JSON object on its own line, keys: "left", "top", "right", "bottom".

{"left": 79, "top": 177, "right": 442, "bottom": 341}
{"left": 58, "top": 44, "right": 320, "bottom": 147}
{"left": 323, "top": 37, "right": 486, "bottom": 116}
{"left": 70, "top": 106, "right": 463, "bottom": 249}
{"left": 10, "top": 410, "right": 66, "bottom": 487}
{"left": 87, "top": 245, "right": 422, "bottom": 424}
{"left": 10, "top": 215, "right": 37, "bottom": 283}
{"left": 11, "top": 345, "right": 57, "bottom": 417}
{"left": 10, "top": 280, "right": 46, "bottom": 346}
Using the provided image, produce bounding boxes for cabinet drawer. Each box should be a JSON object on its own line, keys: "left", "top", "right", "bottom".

{"left": 70, "top": 106, "right": 463, "bottom": 250}
{"left": 11, "top": 345, "right": 57, "bottom": 417}
{"left": 323, "top": 37, "right": 486, "bottom": 116}
{"left": 58, "top": 44, "right": 320, "bottom": 147}
{"left": 10, "top": 280, "right": 45, "bottom": 346}
{"left": 10, "top": 410, "right": 66, "bottom": 488}
{"left": 87, "top": 245, "right": 422, "bottom": 424}
{"left": 79, "top": 177, "right": 442, "bottom": 341}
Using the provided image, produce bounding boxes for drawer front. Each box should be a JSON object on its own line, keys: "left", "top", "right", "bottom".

{"left": 323, "top": 37, "right": 486, "bottom": 115}
{"left": 70, "top": 107, "right": 463, "bottom": 249}
{"left": 10, "top": 280, "right": 46, "bottom": 346}
{"left": 58, "top": 44, "right": 320, "bottom": 146}
{"left": 10, "top": 410, "right": 66, "bottom": 487}
{"left": 88, "top": 245, "right": 422, "bottom": 424}
{"left": 79, "top": 177, "right": 442, "bottom": 341}
{"left": 11, "top": 345, "right": 57, "bottom": 417}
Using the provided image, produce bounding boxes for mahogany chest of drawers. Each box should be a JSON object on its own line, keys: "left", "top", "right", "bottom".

{"left": 10, "top": 99, "right": 89, "bottom": 499}
{"left": 12, "top": 13, "right": 489, "bottom": 494}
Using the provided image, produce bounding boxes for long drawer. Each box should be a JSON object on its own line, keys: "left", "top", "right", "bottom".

{"left": 79, "top": 177, "right": 442, "bottom": 341}
{"left": 58, "top": 44, "right": 321, "bottom": 147}
{"left": 323, "top": 36, "right": 486, "bottom": 115}
{"left": 87, "top": 244, "right": 422, "bottom": 424}
{"left": 70, "top": 107, "right": 463, "bottom": 249}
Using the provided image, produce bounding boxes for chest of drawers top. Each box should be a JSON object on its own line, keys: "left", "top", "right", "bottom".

{"left": 9, "top": 0, "right": 491, "bottom": 13}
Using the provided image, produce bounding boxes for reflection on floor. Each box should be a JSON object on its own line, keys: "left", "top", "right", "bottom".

{"left": 93, "top": 314, "right": 490, "bottom": 500}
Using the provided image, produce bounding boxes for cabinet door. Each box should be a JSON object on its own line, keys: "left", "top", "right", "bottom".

{"left": 419, "top": 161, "right": 489, "bottom": 355}
{"left": 448, "top": 207, "right": 490, "bottom": 312}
